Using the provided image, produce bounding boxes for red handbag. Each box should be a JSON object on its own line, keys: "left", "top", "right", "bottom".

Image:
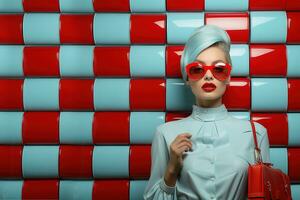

{"left": 248, "top": 120, "right": 292, "bottom": 200}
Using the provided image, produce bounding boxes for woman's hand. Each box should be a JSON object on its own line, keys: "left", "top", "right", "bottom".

{"left": 164, "top": 133, "right": 192, "bottom": 187}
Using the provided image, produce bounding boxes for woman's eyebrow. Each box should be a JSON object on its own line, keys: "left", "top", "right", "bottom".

{"left": 195, "top": 59, "right": 226, "bottom": 64}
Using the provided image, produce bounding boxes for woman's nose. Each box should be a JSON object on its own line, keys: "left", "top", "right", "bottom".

{"left": 204, "top": 69, "right": 214, "bottom": 80}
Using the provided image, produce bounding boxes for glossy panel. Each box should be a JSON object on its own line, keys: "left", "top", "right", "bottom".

{"left": 0, "top": 146, "right": 22, "bottom": 178}
{"left": 23, "top": 13, "right": 59, "bottom": 44}
{"left": 129, "top": 145, "right": 151, "bottom": 178}
{"left": 22, "top": 146, "right": 59, "bottom": 178}
{"left": 23, "top": 0, "right": 60, "bottom": 12}
{"left": 0, "top": 0, "right": 23, "bottom": 12}
{"left": 23, "top": 46, "right": 60, "bottom": 77}
{"left": 60, "top": 112, "right": 93, "bottom": 144}
{"left": 60, "top": 180, "right": 93, "bottom": 200}
{"left": 167, "top": 12, "right": 204, "bottom": 44}
{"left": 22, "top": 112, "right": 59, "bottom": 144}
{"left": 222, "top": 77, "right": 251, "bottom": 110}
{"left": 166, "top": 45, "right": 184, "bottom": 78}
{"left": 205, "top": 12, "right": 249, "bottom": 43}
{"left": 59, "top": 79, "right": 94, "bottom": 110}
{"left": 251, "top": 113, "right": 288, "bottom": 146}
{"left": 166, "top": 78, "right": 194, "bottom": 111}
{"left": 166, "top": 0, "right": 204, "bottom": 11}
{"left": 22, "top": 180, "right": 59, "bottom": 200}
{"left": 59, "top": 145, "right": 93, "bottom": 178}
{"left": 0, "top": 45, "right": 23, "bottom": 76}
{"left": 0, "top": 79, "right": 23, "bottom": 110}
{"left": 205, "top": 0, "right": 248, "bottom": 11}
{"left": 0, "top": 14, "right": 23, "bottom": 44}
{"left": 93, "top": 14, "right": 130, "bottom": 44}
{"left": 287, "top": 45, "right": 300, "bottom": 77}
{"left": 94, "top": 78, "right": 130, "bottom": 110}
{"left": 23, "top": 78, "right": 59, "bottom": 110}
{"left": 0, "top": 180, "right": 23, "bottom": 199}
{"left": 288, "top": 113, "right": 300, "bottom": 146}
{"left": 93, "top": 46, "right": 130, "bottom": 77}
{"left": 250, "top": 44, "right": 287, "bottom": 77}
{"left": 251, "top": 78, "right": 287, "bottom": 111}
{"left": 130, "top": 78, "right": 166, "bottom": 111}
{"left": 59, "top": 0, "right": 93, "bottom": 12}
{"left": 250, "top": 11, "right": 287, "bottom": 43}
{"left": 93, "top": 112, "right": 130, "bottom": 144}
{"left": 130, "top": 180, "right": 148, "bottom": 200}
{"left": 288, "top": 148, "right": 300, "bottom": 182}
{"left": 0, "top": 112, "right": 23, "bottom": 143}
{"left": 230, "top": 44, "right": 249, "bottom": 76}
{"left": 92, "top": 146, "right": 129, "bottom": 178}
{"left": 93, "top": 0, "right": 130, "bottom": 12}
{"left": 269, "top": 148, "right": 288, "bottom": 173}
{"left": 130, "top": 14, "right": 166, "bottom": 44}
{"left": 93, "top": 180, "right": 129, "bottom": 200}
{"left": 287, "top": 12, "right": 300, "bottom": 43}
{"left": 130, "top": 0, "right": 165, "bottom": 12}
{"left": 60, "top": 14, "right": 94, "bottom": 44}
{"left": 130, "top": 112, "right": 165, "bottom": 144}
{"left": 249, "top": 0, "right": 286, "bottom": 10}
{"left": 59, "top": 45, "right": 94, "bottom": 77}
{"left": 130, "top": 45, "right": 165, "bottom": 77}
{"left": 288, "top": 79, "right": 300, "bottom": 111}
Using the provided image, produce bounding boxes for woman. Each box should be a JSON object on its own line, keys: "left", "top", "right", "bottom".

{"left": 143, "top": 24, "right": 271, "bottom": 200}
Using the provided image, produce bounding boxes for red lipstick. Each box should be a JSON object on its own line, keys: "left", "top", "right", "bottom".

{"left": 201, "top": 83, "right": 216, "bottom": 92}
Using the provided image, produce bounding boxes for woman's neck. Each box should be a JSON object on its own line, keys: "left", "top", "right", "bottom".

{"left": 196, "top": 97, "right": 222, "bottom": 108}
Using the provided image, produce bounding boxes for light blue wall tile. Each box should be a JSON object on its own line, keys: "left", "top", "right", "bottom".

{"left": 251, "top": 78, "right": 287, "bottom": 111}
{"left": 93, "top": 146, "right": 129, "bottom": 178}
{"left": 292, "top": 184, "right": 300, "bottom": 200}
{"left": 0, "top": 45, "right": 23, "bottom": 77}
{"left": 250, "top": 11, "right": 287, "bottom": 43}
{"left": 60, "top": 180, "right": 93, "bottom": 200}
{"left": 166, "top": 78, "right": 195, "bottom": 111}
{"left": 60, "top": 112, "right": 93, "bottom": 144}
{"left": 130, "top": 112, "right": 165, "bottom": 144}
{"left": 130, "top": 0, "right": 165, "bottom": 12}
{"left": 59, "top": 0, "right": 94, "bottom": 12}
{"left": 22, "top": 145, "right": 59, "bottom": 178}
{"left": 23, "top": 78, "right": 59, "bottom": 110}
{"left": 130, "top": 180, "right": 148, "bottom": 200}
{"left": 94, "top": 78, "right": 130, "bottom": 110}
{"left": 288, "top": 113, "right": 300, "bottom": 146}
{"left": 94, "top": 14, "right": 130, "bottom": 44}
{"left": 230, "top": 44, "right": 249, "bottom": 76}
{"left": 270, "top": 147, "right": 288, "bottom": 174}
{"left": 130, "top": 45, "right": 165, "bottom": 77}
{"left": 228, "top": 111, "right": 250, "bottom": 120}
{"left": 0, "top": 112, "right": 23, "bottom": 144}
{"left": 167, "top": 12, "right": 204, "bottom": 44}
{"left": 205, "top": 0, "right": 248, "bottom": 11}
{"left": 287, "top": 45, "right": 300, "bottom": 77}
{"left": 0, "top": 0, "right": 23, "bottom": 12}
{"left": 23, "top": 13, "right": 60, "bottom": 44}
{"left": 0, "top": 180, "right": 23, "bottom": 199}
{"left": 60, "top": 45, "right": 94, "bottom": 77}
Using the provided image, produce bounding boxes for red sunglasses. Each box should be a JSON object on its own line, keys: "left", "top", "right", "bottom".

{"left": 185, "top": 61, "right": 232, "bottom": 82}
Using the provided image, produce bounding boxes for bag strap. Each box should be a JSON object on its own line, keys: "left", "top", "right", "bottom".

{"left": 250, "top": 120, "right": 263, "bottom": 163}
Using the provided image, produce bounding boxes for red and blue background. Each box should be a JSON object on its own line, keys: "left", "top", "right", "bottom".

{"left": 0, "top": 0, "right": 300, "bottom": 199}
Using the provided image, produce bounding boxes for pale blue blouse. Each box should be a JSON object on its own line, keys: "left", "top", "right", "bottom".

{"left": 143, "top": 103, "right": 271, "bottom": 200}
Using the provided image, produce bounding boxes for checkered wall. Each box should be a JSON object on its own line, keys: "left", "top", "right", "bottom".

{"left": 0, "top": 0, "right": 300, "bottom": 199}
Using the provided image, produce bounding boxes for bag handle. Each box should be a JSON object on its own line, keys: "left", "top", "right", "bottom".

{"left": 250, "top": 120, "right": 263, "bottom": 163}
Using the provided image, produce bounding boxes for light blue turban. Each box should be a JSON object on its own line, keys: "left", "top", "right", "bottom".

{"left": 180, "top": 24, "right": 231, "bottom": 82}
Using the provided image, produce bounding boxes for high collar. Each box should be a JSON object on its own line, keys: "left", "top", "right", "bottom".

{"left": 191, "top": 103, "right": 229, "bottom": 122}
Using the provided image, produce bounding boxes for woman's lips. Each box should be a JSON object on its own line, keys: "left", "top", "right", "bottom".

{"left": 201, "top": 83, "right": 216, "bottom": 92}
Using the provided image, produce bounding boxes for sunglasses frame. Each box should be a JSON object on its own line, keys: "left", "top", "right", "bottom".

{"left": 185, "top": 61, "right": 232, "bottom": 82}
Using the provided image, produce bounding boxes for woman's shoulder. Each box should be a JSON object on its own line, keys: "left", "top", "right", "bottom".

{"left": 227, "top": 115, "right": 268, "bottom": 136}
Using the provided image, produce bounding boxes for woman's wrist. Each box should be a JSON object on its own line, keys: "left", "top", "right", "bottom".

{"left": 164, "top": 164, "right": 180, "bottom": 187}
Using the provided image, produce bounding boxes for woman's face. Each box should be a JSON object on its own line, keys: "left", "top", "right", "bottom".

{"left": 186, "top": 45, "right": 231, "bottom": 102}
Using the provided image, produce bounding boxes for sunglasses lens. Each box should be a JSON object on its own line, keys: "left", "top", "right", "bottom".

{"left": 213, "top": 65, "right": 230, "bottom": 81}
{"left": 189, "top": 66, "right": 204, "bottom": 80}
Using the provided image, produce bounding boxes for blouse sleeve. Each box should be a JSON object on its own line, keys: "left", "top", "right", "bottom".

{"left": 257, "top": 123, "right": 271, "bottom": 163}
{"left": 143, "top": 125, "right": 178, "bottom": 200}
